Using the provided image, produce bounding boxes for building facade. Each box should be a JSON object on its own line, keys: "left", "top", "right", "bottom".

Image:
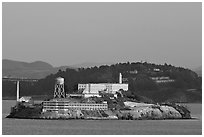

{"left": 77, "top": 73, "right": 128, "bottom": 98}
{"left": 78, "top": 83, "right": 128, "bottom": 97}
{"left": 42, "top": 101, "right": 108, "bottom": 112}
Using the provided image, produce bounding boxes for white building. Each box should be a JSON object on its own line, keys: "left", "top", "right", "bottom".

{"left": 78, "top": 73, "right": 128, "bottom": 98}
{"left": 150, "top": 77, "right": 175, "bottom": 83}
{"left": 153, "top": 68, "right": 160, "bottom": 72}
{"left": 78, "top": 83, "right": 128, "bottom": 97}
{"left": 19, "top": 96, "right": 33, "bottom": 103}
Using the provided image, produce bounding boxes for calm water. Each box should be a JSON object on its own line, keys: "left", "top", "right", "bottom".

{"left": 2, "top": 100, "right": 202, "bottom": 135}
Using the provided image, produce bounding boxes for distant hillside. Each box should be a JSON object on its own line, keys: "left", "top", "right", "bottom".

{"left": 3, "top": 61, "right": 202, "bottom": 103}
{"left": 2, "top": 59, "right": 76, "bottom": 79}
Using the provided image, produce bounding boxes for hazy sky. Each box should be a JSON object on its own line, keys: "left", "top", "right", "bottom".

{"left": 2, "top": 2, "right": 202, "bottom": 68}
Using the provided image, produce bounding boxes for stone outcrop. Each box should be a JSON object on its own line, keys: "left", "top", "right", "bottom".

{"left": 116, "top": 102, "right": 188, "bottom": 120}
{"left": 159, "top": 105, "right": 182, "bottom": 119}
{"left": 41, "top": 109, "right": 84, "bottom": 119}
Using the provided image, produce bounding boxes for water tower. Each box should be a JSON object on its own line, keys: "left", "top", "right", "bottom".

{"left": 54, "top": 77, "right": 65, "bottom": 98}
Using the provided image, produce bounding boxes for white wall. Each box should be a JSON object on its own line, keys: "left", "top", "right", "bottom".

{"left": 111, "top": 84, "right": 128, "bottom": 94}
{"left": 78, "top": 83, "right": 128, "bottom": 96}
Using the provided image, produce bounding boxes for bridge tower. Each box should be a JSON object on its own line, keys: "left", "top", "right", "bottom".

{"left": 54, "top": 77, "right": 65, "bottom": 98}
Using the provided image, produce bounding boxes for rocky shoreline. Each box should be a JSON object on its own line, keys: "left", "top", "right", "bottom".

{"left": 6, "top": 102, "right": 191, "bottom": 120}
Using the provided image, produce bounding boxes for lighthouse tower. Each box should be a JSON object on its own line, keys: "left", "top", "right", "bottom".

{"left": 119, "top": 73, "right": 122, "bottom": 84}
{"left": 54, "top": 77, "right": 65, "bottom": 98}
{"left": 16, "top": 81, "right": 20, "bottom": 102}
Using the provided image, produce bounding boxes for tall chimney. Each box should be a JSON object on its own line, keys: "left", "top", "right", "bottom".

{"left": 17, "top": 81, "right": 19, "bottom": 102}
{"left": 119, "top": 73, "right": 122, "bottom": 84}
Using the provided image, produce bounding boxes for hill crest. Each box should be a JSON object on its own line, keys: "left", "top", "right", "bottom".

{"left": 2, "top": 59, "right": 76, "bottom": 79}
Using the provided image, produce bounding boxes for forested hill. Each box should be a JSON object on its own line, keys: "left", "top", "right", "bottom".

{"left": 3, "top": 62, "right": 202, "bottom": 103}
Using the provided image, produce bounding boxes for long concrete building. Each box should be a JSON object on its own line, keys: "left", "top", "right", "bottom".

{"left": 42, "top": 100, "right": 108, "bottom": 112}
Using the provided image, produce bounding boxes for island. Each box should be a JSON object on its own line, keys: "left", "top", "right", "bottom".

{"left": 7, "top": 77, "right": 191, "bottom": 120}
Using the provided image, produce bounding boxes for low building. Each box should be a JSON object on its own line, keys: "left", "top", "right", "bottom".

{"left": 18, "top": 96, "right": 34, "bottom": 106}
{"left": 19, "top": 96, "right": 34, "bottom": 104}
